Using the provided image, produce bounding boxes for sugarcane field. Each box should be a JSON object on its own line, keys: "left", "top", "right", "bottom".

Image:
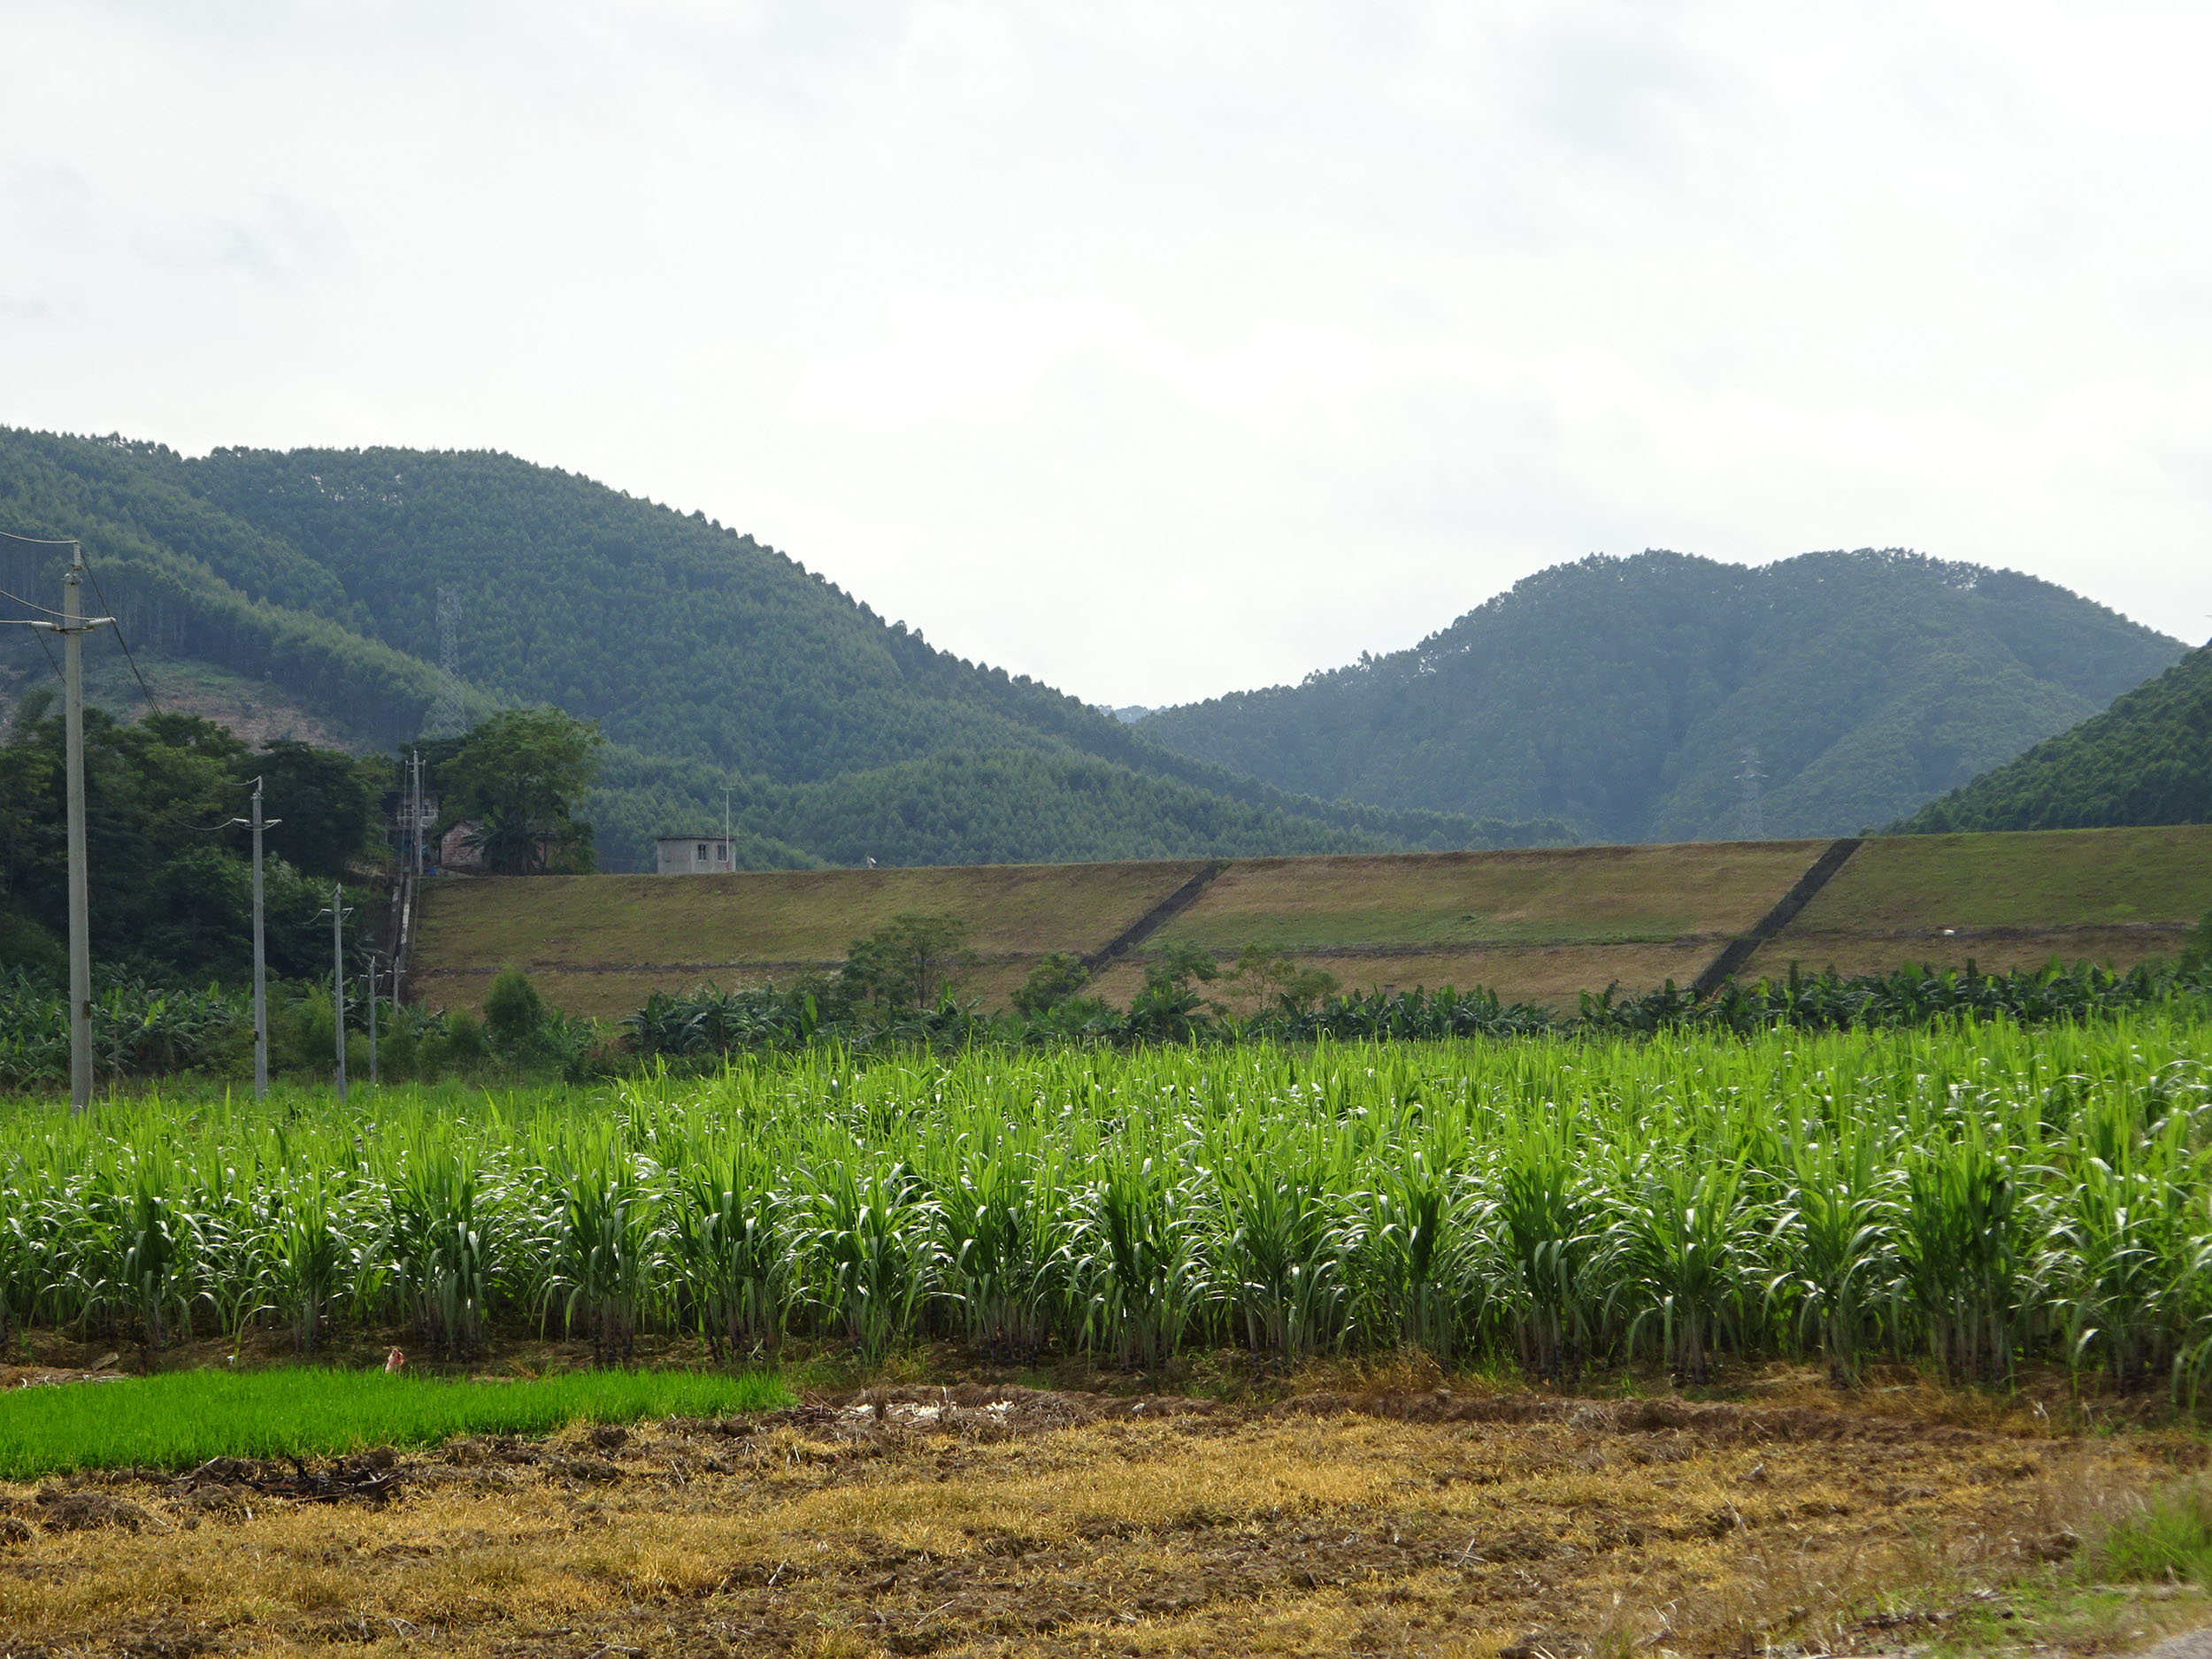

{"left": 7, "top": 1005, "right": 2212, "bottom": 1656}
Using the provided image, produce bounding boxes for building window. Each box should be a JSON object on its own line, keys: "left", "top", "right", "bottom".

{"left": 696, "top": 843, "right": 709, "bottom": 862}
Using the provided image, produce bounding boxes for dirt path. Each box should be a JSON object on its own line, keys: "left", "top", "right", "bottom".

{"left": 0, "top": 1384, "right": 2199, "bottom": 1658}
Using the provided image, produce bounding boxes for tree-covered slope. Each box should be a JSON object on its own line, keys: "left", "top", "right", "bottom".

{"left": 1137, "top": 550, "right": 2185, "bottom": 842}
{"left": 0, "top": 429, "right": 1563, "bottom": 869}
{"left": 0, "top": 433, "right": 492, "bottom": 746}
{"left": 1891, "top": 642, "right": 2212, "bottom": 833}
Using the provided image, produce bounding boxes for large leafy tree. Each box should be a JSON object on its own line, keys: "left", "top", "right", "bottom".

{"left": 248, "top": 738, "right": 383, "bottom": 880}
{"left": 839, "top": 913, "right": 975, "bottom": 1011}
{"left": 0, "top": 693, "right": 368, "bottom": 985}
{"left": 438, "top": 707, "right": 603, "bottom": 874}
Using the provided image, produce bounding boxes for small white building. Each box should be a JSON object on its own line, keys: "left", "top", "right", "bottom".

{"left": 657, "top": 834, "right": 739, "bottom": 874}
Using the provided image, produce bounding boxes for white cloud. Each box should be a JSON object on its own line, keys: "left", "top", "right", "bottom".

{"left": 2, "top": 0, "right": 2208, "bottom": 706}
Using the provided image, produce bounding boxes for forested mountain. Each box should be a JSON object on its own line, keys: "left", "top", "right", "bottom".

{"left": 0, "top": 429, "right": 1562, "bottom": 870}
{"left": 1137, "top": 550, "right": 2186, "bottom": 843}
{"left": 1892, "top": 642, "right": 2212, "bottom": 833}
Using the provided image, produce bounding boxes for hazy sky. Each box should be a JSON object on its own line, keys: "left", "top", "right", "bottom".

{"left": 4, "top": 2, "right": 2209, "bottom": 707}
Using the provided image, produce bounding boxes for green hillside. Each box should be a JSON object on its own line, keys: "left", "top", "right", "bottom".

{"left": 0, "top": 429, "right": 1562, "bottom": 871}
{"left": 1136, "top": 549, "right": 2185, "bottom": 843}
{"left": 1891, "top": 642, "right": 2212, "bottom": 833}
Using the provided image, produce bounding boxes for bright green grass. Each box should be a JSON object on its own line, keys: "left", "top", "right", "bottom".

{"left": 2088, "top": 1484, "right": 2212, "bottom": 1589}
{"left": 0, "top": 1367, "right": 792, "bottom": 1480}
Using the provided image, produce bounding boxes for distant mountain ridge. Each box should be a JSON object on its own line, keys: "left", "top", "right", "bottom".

{"left": 1135, "top": 549, "right": 2186, "bottom": 843}
{"left": 0, "top": 428, "right": 1564, "bottom": 870}
{"left": 1893, "top": 641, "right": 2211, "bottom": 833}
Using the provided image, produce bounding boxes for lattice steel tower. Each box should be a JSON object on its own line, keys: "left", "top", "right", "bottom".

{"left": 1735, "top": 745, "right": 1766, "bottom": 841}
{"left": 422, "top": 586, "right": 468, "bottom": 738}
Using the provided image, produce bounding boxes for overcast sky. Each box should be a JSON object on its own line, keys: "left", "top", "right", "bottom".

{"left": 4, "top": 2, "right": 2209, "bottom": 708}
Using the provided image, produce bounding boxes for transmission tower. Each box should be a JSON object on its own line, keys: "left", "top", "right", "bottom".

{"left": 422, "top": 586, "right": 468, "bottom": 738}
{"left": 1735, "top": 745, "right": 1766, "bottom": 841}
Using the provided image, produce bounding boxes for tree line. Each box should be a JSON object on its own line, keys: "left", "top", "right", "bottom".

{"left": 0, "top": 690, "right": 603, "bottom": 998}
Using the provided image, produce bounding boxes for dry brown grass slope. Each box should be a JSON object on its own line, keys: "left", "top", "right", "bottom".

{"left": 1146, "top": 841, "right": 1827, "bottom": 953}
{"left": 407, "top": 826, "right": 2212, "bottom": 1018}
{"left": 410, "top": 861, "right": 1211, "bottom": 1018}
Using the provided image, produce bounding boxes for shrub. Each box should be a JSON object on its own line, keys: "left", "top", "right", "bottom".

{"left": 273, "top": 986, "right": 337, "bottom": 1075}
{"left": 1012, "top": 952, "right": 1091, "bottom": 1018}
{"left": 2184, "top": 909, "right": 2212, "bottom": 973}
{"left": 484, "top": 968, "right": 549, "bottom": 1052}
{"left": 439, "top": 1010, "right": 489, "bottom": 1067}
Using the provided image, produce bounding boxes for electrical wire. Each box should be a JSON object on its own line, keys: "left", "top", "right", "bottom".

{"left": 0, "top": 575, "right": 70, "bottom": 688}
{"left": 0, "top": 584, "right": 71, "bottom": 618}
{"left": 30, "top": 626, "right": 65, "bottom": 689}
{"left": 0, "top": 533, "right": 156, "bottom": 710}
{"left": 78, "top": 555, "right": 161, "bottom": 713}
{"left": 183, "top": 780, "right": 266, "bottom": 830}
{"left": 1, "top": 525, "right": 86, "bottom": 619}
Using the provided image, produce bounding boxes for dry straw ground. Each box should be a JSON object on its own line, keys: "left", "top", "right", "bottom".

{"left": 4, "top": 1371, "right": 2207, "bottom": 1659}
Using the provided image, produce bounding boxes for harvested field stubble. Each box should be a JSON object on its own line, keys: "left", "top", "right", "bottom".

{"left": 0, "top": 1381, "right": 2195, "bottom": 1658}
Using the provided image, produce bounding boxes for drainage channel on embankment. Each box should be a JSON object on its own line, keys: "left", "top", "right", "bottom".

{"left": 1079, "top": 860, "right": 1230, "bottom": 972}
{"left": 1690, "top": 837, "right": 1864, "bottom": 996}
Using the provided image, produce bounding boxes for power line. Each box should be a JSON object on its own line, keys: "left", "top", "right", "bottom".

{"left": 0, "top": 534, "right": 88, "bottom": 693}
{"left": 77, "top": 554, "right": 161, "bottom": 714}
{"left": 1736, "top": 745, "right": 1766, "bottom": 841}
{"left": 0, "top": 606, "right": 71, "bottom": 688}
{"left": 29, "top": 626, "right": 65, "bottom": 689}
{"left": 1, "top": 535, "right": 152, "bottom": 715}
{"left": 0, "top": 583, "right": 72, "bottom": 618}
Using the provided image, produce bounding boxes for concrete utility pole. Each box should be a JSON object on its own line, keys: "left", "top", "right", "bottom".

{"left": 252, "top": 781, "right": 268, "bottom": 1098}
{"left": 4, "top": 537, "right": 118, "bottom": 1111}
{"left": 220, "top": 780, "right": 283, "bottom": 1098}
{"left": 365, "top": 954, "right": 380, "bottom": 1087}
{"left": 327, "top": 884, "right": 349, "bottom": 1103}
{"left": 243, "top": 780, "right": 280, "bottom": 1100}
{"left": 62, "top": 550, "right": 94, "bottom": 1110}
{"left": 7, "top": 542, "right": 119, "bottom": 1114}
